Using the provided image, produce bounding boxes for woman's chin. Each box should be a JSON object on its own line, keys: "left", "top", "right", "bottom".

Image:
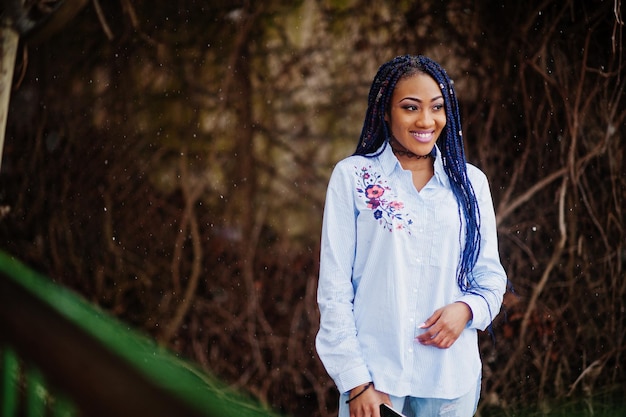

{"left": 410, "top": 144, "right": 435, "bottom": 156}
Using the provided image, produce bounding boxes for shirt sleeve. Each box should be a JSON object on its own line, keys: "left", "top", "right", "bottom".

{"left": 315, "top": 161, "right": 372, "bottom": 394}
{"left": 457, "top": 166, "right": 508, "bottom": 331}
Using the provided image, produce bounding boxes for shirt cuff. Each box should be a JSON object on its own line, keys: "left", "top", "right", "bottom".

{"left": 457, "top": 295, "right": 489, "bottom": 331}
{"left": 336, "top": 364, "right": 372, "bottom": 394}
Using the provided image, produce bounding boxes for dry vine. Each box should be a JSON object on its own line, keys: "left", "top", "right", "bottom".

{"left": 0, "top": 2, "right": 624, "bottom": 417}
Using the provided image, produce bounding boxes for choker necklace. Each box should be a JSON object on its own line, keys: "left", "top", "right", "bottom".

{"left": 389, "top": 138, "right": 434, "bottom": 160}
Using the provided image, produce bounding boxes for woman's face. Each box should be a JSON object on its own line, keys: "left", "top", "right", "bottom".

{"left": 385, "top": 73, "right": 446, "bottom": 156}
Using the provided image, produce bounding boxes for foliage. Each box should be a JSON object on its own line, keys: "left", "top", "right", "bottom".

{"left": 0, "top": 1, "right": 624, "bottom": 416}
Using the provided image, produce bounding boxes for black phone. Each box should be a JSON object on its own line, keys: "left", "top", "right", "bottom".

{"left": 380, "top": 403, "right": 407, "bottom": 417}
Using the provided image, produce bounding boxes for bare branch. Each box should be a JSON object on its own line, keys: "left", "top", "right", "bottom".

{"left": 92, "top": 0, "right": 114, "bottom": 40}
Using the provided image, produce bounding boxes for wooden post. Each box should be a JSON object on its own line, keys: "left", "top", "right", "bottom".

{"left": 0, "top": 24, "right": 19, "bottom": 172}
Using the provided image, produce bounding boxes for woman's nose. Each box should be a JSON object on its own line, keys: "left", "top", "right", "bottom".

{"left": 415, "top": 110, "right": 433, "bottom": 126}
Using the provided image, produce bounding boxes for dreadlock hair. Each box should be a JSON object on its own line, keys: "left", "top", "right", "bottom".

{"left": 355, "top": 55, "right": 481, "bottom": 296}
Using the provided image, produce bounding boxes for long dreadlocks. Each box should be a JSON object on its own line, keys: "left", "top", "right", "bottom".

{"left": 355, "top": 55, "right": 481, "bottom": 295}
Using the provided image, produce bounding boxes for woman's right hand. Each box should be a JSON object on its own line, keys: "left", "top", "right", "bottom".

{"left": 348, "top": 383, "right": 392, "bottom": 417}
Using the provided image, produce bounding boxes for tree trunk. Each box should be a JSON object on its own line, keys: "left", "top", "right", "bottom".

{"left": 0, "top": 25, "right": 19, "bottom": 171}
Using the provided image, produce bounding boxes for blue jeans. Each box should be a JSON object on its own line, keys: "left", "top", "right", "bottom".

{"left": 338, "top": 376, "right": 481, "bottom": 417}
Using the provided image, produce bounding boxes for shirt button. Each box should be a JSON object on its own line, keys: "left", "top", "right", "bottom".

{"left": 413, "top": 288, "right": 418, "bottom": 293}
{"left": 408, "top": 348, "right": 414, "bottom": 353}
{"left": 416, "top": 258, "right": 421, "bottom": 263}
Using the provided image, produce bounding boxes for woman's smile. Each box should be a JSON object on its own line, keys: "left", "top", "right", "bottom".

{"left": 411, "top": 130, "right": 436, "bottom": 143}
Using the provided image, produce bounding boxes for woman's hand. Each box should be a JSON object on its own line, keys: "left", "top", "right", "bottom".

{"left": 415, "top": 302, "right": 473, "bottom": 349}
{"left": 348, "top": 383, "right": 391, "bottom": 417}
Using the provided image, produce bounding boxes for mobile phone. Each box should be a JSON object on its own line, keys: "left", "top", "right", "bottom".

{"left": 380, "top": 403, "right": 407, "bottom": 417}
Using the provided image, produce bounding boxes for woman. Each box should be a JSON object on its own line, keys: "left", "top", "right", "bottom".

{"left": 316, "top": 55, "right": 507, "bottom": 417}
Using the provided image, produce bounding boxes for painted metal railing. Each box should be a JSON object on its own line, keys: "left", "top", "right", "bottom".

{"left": 0, "top": 251, "right": 280, "bottom": 417}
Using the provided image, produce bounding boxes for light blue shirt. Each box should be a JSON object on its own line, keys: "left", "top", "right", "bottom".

{"left": 316, "top": 143, "right": 507, "bottom": 399}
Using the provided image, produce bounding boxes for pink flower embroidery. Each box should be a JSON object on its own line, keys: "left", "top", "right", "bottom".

{"left": 365, "top": 184, "right": 385, "bottom": 199}
{"left": 355, "top": 165, "right": 412, "bottom": 233}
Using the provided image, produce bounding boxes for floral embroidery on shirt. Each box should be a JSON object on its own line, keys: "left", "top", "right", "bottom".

{"left": 355, "top": 166, "right": 412, "bottom": 233}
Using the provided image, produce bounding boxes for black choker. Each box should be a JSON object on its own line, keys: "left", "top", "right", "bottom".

{"left": 389, "top": 138, "right": 434, "bottom": 160}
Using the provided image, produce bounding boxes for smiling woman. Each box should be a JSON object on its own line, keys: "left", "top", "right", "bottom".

{"left": 316, "top": 55, "right": 508, "bottom": 417}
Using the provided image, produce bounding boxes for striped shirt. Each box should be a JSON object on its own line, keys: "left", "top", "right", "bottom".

{"left": 316, "top": 143, "right": 507, "bottom": 399}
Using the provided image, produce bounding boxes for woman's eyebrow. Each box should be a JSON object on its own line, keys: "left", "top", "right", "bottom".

{"left": 399, "top": 95, "right": 444, "bottom": 102}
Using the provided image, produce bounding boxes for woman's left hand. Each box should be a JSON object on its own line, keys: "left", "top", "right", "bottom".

{"left": 415, "top": 302, "right": 473, "bottom": 349}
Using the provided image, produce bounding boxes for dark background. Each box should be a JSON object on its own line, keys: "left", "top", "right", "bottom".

{"left": 1, "top": 1, "right": 624, "bottom": 416}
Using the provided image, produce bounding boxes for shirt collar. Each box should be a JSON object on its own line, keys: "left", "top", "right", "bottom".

{"left": 378, "top": 142, "right": 449, "bottom": 187}
{"left": 432, "top": 146, "right": 449, "bottom": 187}
{"left": 379, "top": 141, "right": 399, "bottom": 176}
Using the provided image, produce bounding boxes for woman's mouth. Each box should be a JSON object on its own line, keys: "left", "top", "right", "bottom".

{"left": 411, "top": 131, "right": 435, "bottom": 143}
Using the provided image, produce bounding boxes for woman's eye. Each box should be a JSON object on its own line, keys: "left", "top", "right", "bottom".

{"left": 433, "top": 104, "right": 444, "bottom": 111}
{"left": 402, "top": 105, "right": 418, "bottom": 111}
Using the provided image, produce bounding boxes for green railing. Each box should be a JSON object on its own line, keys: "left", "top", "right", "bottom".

{"left": 0, "top": 251, "right": 282, "bottom": 417}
